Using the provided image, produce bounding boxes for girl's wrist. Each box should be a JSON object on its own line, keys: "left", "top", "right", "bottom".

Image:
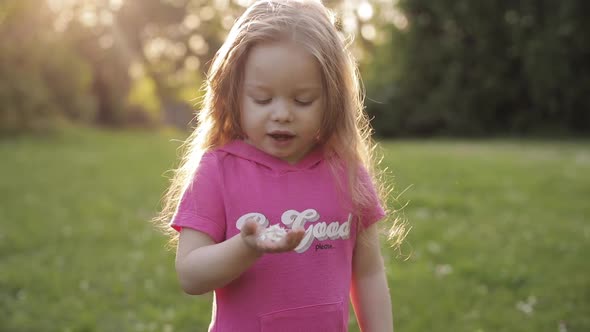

{"left": 239, "top": 233, "right": 264, "bottom": 258}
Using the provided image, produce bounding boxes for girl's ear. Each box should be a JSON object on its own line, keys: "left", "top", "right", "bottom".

{"left": 236, "top": 122, "right": 247, "bottom": 139}
{"left": 234, "top": 105, "right": 245, "bottom": 139}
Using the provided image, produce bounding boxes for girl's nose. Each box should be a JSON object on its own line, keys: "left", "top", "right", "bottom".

{"left": 270, "top": 99, "right": 293, "bottom": 122}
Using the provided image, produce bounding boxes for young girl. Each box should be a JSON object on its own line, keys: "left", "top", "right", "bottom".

{"left": 156, "top": 0, "right": 403, "bottom": 330}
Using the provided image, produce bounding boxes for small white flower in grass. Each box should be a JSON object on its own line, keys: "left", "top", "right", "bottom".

{"left": 146, "top": 322, "right": 157, "bottom": 331}
{"left": 55, "top": 256, "right": 65, "bottom": 269}
{"left": 434, "top": 264, "right": 453, "bottom": 277}
{"left": 163, "top": 308, "right": 176, "bottom": 320}
{"left": 144, "top": 279, "right": 154, "bottom": 291}
{"left": 129, "top": 250, "right": 144, "bottom": 261}
{"left": 427, "top": 241, "right": 441, "bottom": 254}
{"left": 574, "top": 152, "right": 590, "bottom": 165}
{"left": 61, "top": 225, "right": 72, "bottom": 238}
{"left": 79, "top": 280, "right": 89, "bottom": 291}
{"left": 16, "top": 289, "right": 27, "bottom": 301}
{"left": 119, "top": 272, "right": 131, "bottom": 283}
{"left": 415, "top": 208, "right": 431, "bottom": 220}
{"left": 134, "top": 322, "right": 145, "bottom": 331}
{"left": 445, "top": 225, "right": 465, "bottom": 239}
{"left": 558, "top": 321, "right": 568, "bottom": 332}
{"left": 463, "top": 309, "right": 480, "bottom": 320}
{"left": 476, "top": 285, "right": 489, "bottom": 295}
{"left": 516, "top": 295, "right": 537, "bottom": 315}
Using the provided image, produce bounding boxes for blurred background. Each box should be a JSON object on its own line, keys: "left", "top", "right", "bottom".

{"left": 1, "top": 0, "right": 588, "bottom": 331}
{"left": 1, "top": 0, "right": 589, "bottom": 136}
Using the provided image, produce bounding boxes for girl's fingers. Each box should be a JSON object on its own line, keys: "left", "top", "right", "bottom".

{"left": 242, "top": 220, "right": 258, "bottom": 237}
{"left": 257, "top": 239, "right": 285, "bottom": 252}
{"left": 287, "top": 228, "right": 305, "bottom": 247}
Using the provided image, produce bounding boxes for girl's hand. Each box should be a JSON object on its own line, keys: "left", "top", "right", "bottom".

{"left": 241, "top": 219, "right": 305, "bottom": 254}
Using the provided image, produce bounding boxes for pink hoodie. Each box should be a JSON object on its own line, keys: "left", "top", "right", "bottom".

{"left": 171, "top": 140, "right": 385, "bottom": 331}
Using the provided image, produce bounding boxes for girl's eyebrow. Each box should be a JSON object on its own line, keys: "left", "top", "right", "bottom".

{"left": 294, "top": 86, "right": 322, "bottom": 93}
{"left": 244, "top": 83, "right": 322, "bottom": 93}
{"left": 244, "top": 83, "right": 271, "bottom": 91}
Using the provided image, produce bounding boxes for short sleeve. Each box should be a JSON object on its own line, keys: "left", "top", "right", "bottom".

{"left": 358, "top": 166, "right": 386, "bottom": 228}
{"left": 170, "top": 152, "right": 226, "bottom": 243}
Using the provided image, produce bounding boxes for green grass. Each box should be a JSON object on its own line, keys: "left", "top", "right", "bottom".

{"left": 1, "top": 129, "right": 588, "bottom": 331}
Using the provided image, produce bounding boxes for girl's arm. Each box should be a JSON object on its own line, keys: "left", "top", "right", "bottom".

{"left": 350, "top": 223, "right": 394, "bottom": 332}
{"left": 176, "top": 220, "right": 304, "bottom": 295}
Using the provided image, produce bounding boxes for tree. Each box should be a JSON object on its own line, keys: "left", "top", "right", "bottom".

{"left": 0, "top": 0, "right": 96, "bottom": 134}
{"left": 365, "top": 0, "right": 590, "bottom": 136}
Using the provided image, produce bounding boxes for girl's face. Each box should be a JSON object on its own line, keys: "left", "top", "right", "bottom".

{"left": 240, "top": 40, "right": 323, "bottom": 164}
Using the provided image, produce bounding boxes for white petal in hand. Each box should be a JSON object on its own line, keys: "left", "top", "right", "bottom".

{"left": 241, "top": 218, "right": 305, "bottom": 254}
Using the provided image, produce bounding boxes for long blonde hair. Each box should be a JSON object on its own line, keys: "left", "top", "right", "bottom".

{"left": 155, "top": 0, "right": 405, "bottom": 246}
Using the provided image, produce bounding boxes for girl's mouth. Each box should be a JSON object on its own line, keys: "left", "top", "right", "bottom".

{"left": 268, "top": 133, "right": 295, "bottom": 141}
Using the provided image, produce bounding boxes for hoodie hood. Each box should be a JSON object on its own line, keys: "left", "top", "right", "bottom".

{"left": 219, "top": 140, "right": 324, "bottom": 172}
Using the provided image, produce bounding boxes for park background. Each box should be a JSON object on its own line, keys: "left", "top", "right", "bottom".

{"left": 1, "top": 0, "right": 588, "bottom": 331}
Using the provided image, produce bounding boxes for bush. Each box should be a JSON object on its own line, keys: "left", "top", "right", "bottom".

{"left": 0, "top": 1, "right": 96, "bottom": 135}
{"left": 365, "top": 0, "right": 590, "bottom": 137}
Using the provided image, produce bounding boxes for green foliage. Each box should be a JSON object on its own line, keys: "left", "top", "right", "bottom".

{"left": 127, "top": 76, "right": 162, "bottom": 125}
{"left": 0, "top": 44, "right": 57, "bottom": 134}
{"left": 2, "top": 0, "right": 588, "bottom": 136}
{"left": 366, "top": 0, "right": 590, "bottom": 136}
{"left": 0, "top": 0, "right": 96, "bottom": 135}
{"left": 0, "top": 129, "right": 588, "bottom": 331}
{"left": 0, "top": 39, "right": 97, "bottom": 135}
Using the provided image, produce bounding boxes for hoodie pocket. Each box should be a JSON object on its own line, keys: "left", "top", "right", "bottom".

{"left": 259, "top": 301, "right": 345, "bottom": 332}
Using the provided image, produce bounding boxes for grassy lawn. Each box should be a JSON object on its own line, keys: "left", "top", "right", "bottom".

{"left": 1, "top": 129, "right": 588, "bottom": 331}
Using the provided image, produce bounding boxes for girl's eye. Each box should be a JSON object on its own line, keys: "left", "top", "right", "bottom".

{"left": 295, "top": 99, "right": 313, "bottom": 106}
{"left": 254, "top": 98, "right": 272, "bottom": 105}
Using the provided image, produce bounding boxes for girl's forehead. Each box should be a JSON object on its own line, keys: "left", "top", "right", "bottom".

{"left": 246, "top": 41, "right": 315, "bottom": 65}
{"left": 243, "top": 41, "right": 323, "bottom": 90}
